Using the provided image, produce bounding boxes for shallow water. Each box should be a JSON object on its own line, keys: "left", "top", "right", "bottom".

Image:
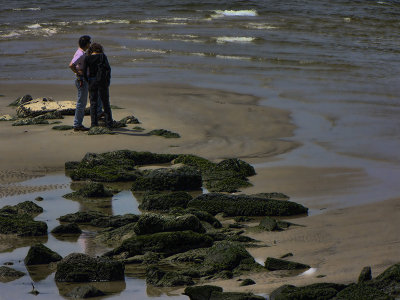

{"left": 0, "top": 174, "right": 188, "bottom": 300}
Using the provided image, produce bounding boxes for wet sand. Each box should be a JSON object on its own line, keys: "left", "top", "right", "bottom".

{"left": 0, "top": 82, "right": 399, "bottom": 298}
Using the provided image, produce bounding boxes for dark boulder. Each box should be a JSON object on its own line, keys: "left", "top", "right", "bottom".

{"left": 55, "top": 253, "right": 125, "bottom": 282}
{"left": 335, "top": 283, "right": 392, "bottom": 300}
{"left": 264, "top": 257, "right": 310, "bottom": 271}
{"left": 170, "top": 207, "right": 222, "bottom": 228}
{"left": 0, "top": 201, "right": 43, "bottom": 216}
{"left": 270, "top": 283, "right": 347, "bottom": 300}
{"left": 24, "top": 243, "right": 62, "bottom": 265}
{"left": 104, "top": 231, "right": 213, "bottom": 259}
{"left": 215, "top": 158, "right": 256, "bottom": 177}
{"left": 51, "top": 223, "right": 82, "bottom": 235}
{"left": 146, "top": 266, "right": 194, "bottom": 287}
{"left": 133, "top": 213, "right": 205, "bottom": 235}
{"left": 188, "top": 193, "right": 308, "bottom": 217}
{"left": 63, "top": 182, "right": 114, "bottom": 199}
{"left": 58, "top": 211, "right": 107, "bottom": 224}
{"left": 65, "top": 285, "right": 105, "bottom": 298}
{"left": 0, "top": 211, "right": 47, "bottom": 236}
{"left": 90, "top": 214, "right": 139, "bottom": 228}
{"left": 0, "top": 266, "right": 25, "bottom": 283}
{"left": 184, "top": 285, "right": 223, "bottom": 300}
{"left": 131, "top": 166, "right": 202, "bottom": 191}
{"left": 209, "top": 291, "right": 265, "bottom": 300}
{"left": 95, "top": 223, "right": 137, "bottom": 247}
{"left": 358, "top": 266, "right": 372, "bottom": 283}
{"left": 240, "top": 278, "right": 256, "bottom": 286}
{"left": 139, "top": 191, "right": 193, "bottom": 211}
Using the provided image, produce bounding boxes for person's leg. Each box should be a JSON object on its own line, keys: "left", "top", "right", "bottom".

{"left": 99, "top": 85, "right": 113, "bottom": 128}
{"left": 73, "top": 78, "right": 88, "bottom": 128}
{"left": 89, "top": 83, "right": 100, "bottom": 127}
{"left": 97, "top": 94, "right": 103, "bottom": 117}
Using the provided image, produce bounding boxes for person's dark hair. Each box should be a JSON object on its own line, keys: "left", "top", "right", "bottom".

{"left": 88, "top": 43, "right": 104, "bottom": 54}
{"left": 78, "top": 35, "right": 91, "bottom": 48}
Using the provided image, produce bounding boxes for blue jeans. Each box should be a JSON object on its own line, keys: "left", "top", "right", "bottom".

{"left": 74, "top": 78, "right": 103, "bottom": 127}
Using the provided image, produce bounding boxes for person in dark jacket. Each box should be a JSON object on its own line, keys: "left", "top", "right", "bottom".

{"left": 83, "top": 42, "right": 113, "bottom": 128}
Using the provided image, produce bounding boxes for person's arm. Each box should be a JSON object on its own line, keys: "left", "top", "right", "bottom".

{"left": 69, "top": 62, "right": 79, "bottom": 75}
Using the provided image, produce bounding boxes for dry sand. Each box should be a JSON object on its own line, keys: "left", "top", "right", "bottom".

{"left": 0, "top": 82, "right": 399, "bottom": 296}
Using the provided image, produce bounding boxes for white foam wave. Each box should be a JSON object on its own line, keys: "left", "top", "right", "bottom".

{"left": 139, "top": 19, "right": 158, "bottom": 24}
{"left": 13, "top": 7, "right": 41, "bottom": 11}
{"left": 299, "top": 268, "right": 317, "bottom": 276}
{"left": 246, "top": 23, "right": 277, "bottom": 30}
{"left": 216, "top": 36, "right": 256, "bottom": 43}
{"left": 0, "top": 31, "right": 21, "bottom": 38}
{"left": 77, "top": 19, "right": 129, "bottom": 25}
{"left": 135, "top": 48, "right": 168, "bottom": 54}
{"left": 212, "top": 9, "right": 258, "bottom": 18}
{"left": 27, "top": 24, "right": 41, "bottom": 29}
{"left": 216, "top": 55, "right": 252, "bottom": 61}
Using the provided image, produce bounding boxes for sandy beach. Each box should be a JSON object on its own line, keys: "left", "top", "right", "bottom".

{"left": 0, "top": 82, "right": 399, "bottom": 297}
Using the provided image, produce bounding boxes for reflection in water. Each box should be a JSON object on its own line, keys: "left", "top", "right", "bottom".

{"left": 56, "top": 280, "right": 127, "bottom": 299}
{"left": 26, "top": 264, "right": 57, "bottom": 282}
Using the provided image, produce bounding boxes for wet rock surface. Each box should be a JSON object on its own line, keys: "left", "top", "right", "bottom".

{"left": 51, "top": 223, "right": 82, "bottom": 235}
{"left": 58, "top": 211, "right": 107, "bottom": 224}
{"left": 184, "top": 285, "right": 265, "bottom": 300}
{"left": 146, "top": 266, "right": 194, "bottom": 287}
{"left": 139, "top": 191, "right": 193, "bottom": 211}
{"left": 55, "top": 253, "right": 125, "bottom": 282}
{"left": 24, "top": 243, "right": 62, "bottom": 265}
{"left": 264, "top": 257, "right": 310, "bottom": 271}
{"left": 63, "top": 182, "right": 114, "bottom": 199}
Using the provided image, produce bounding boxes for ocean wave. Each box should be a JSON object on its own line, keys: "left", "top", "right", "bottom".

{"left": 215, "top": 36, "right": 257, "bottom": 43}
{"left": 0, "top": 31, "right": 21, "bottom": 38}
{"left": 135, "top": 48, "right": 169, "bottom": 54}
{"left": 12, "top": 7, "right": 41, "bottom": 11}
{"left": 212, "top": 9, "right": 258, "bottom": 18}
{"left": 27, "top": 24, "right": 42, "bottom": 29}
{"left": 216, "top": 55, "right": 252, "bottom": 61}
{"left": 139, "top": 19, "right": 159, "bottom": 24}
{"left": 76, "top": 19, "right": 130, "bottom": 26}
{"left": 245, "top": 23, "right": 278, "bottom": 30}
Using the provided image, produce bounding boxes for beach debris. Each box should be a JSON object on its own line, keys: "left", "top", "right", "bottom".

{"left": 87, "top": 126, "right": 115, "bottom": 135}
{"left": 264, "top": 257, "right": 310, "bottom": 271}
{"left": 24, "top": 243, "right": 62, "bottom": 266}
{"left": 52, "top": 125, "right": 74, "bottom": 130}
{"left": 146, "top": 266, "right": 194, "bottom": 287}
{"left": 51, "top": 223, "right": 82, "bottom": 235}
{"left": 0, "top": 114, "right": 16, "bottom": 121}
{"left": 65, "top": 285, "right": 105, "bottom": 298}
{"left": 29, "top": 282, "right": 39, "bottom": 295}
{"left": 63, "top": 182, "right": 114, "bottom": 199}
{"left": 55, "top": 253, "right": 125, "bottom": 282}
{"left": 133, "top": 213, "right": 206, "bottom": 235}
{"left": 0, "top": 266, "right": 25, "bottom": 283}
{"left": 120, "top": 115, "right": 140, "bottom": 124}
{"left": 131, "top": 166, "right": 202, "bottom": 191}
{"left": 187, "top": 193, "right": 308, "bottom": 217}
{"left": 280, "top": 253, "right": 294, "bottom": 259}
{"left": 148, "top": 129, "right": 180, "bottom": 138}
{"left": 8, "top": 94, "right": 33, "bottom": 107}
{"left": 12, "top": 118, "right": 49, "bottom": 126}
{"left": 184, "top": 284, "right": 265, "bottom": 300}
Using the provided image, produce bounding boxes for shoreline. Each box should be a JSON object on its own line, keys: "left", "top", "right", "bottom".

{"left": 0, "top": 82, "right": 399, "bottom": 297}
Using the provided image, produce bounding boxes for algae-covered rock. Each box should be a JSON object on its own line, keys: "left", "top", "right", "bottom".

{"left": 139, "top": 191, "right": 193, "bottom": 211}
{"left": 65, "top": 285, "right": 105, "bottom": 298}
{"left": 88, "top": 126, "right": 115, "bottom": 135}
{"left": 95, "top": 222, "right": 137, "bottom": 247}
{"left": 203, "top": 173, "right": 251, "bottom": 193}
{"left": 52, "top": 125, "right": 74, "bottom": 131}
{"left": 251, "top": 192, "right": 290, "bottom": 200}
{"left": 335, "top": 283, "right": 392, "bottom": 300}
{"left": 240, "top": 278, "right": 256, "bottom": 286}
{"left": 148, "top": 129, "right": 180, "bottom": 138}
{"left": 134, "top": 213, "right": 205, "bottom": 235}
{"left": 0, "top": 114, "right": 16, "bottom": 121}
{"left": 265, "top": 257, "right": 310, "bottom": 271}
{"left": 120, "top": 115, "right": 140, "bottom": 124}
{"left": 16, "top": 98, "right": 86, "bottom": 118}
{"left": 55, "top": 253, "right": 125, "bottom": 282}
{"left": 215, "top": 158, "right": 256, "bottom": 177}
{"left": 58, "top": 211, "right": 107, "bottom": 224}
{"left": 258, "top": 217, "right": 279, "bottom": 231}
{"left": 170, "top": 207, "right": 222, "bottom": 229}
{"left": 90, "top": 214, "right": 139, "bottom": 228}
{"left": 0, "top": 266, "right": 25, "bottom": 283}
{"left": 104, "top": 231, "right": 213, "bottom": 258}
{"left": 173, "top": 154, "right": 216, "bottom": 172}
{"left": 270, "top": 283, "right": 347, "bottom": 300}
{"left": 24, "top": 243, "right": 62, "bottom": 265}
{"left": 12, "top": 118, "right": 49, "bottom": 126}
{"left": 0, "top": 201, "right": 43, "bottom": 216}
{"left": 63, "top": 182, "right": 114, "bottom": 199}
{"left": 34, "top": 111, "right": 64, "bottom": 120}
{"left": 209, "top": 291, "right": 265, "bottom": 300}
{"left": 131, "top": 166, "right": 202, "bottom": 191}
{"left": 0, "top": 211, "right": 47, "bottom": 236}
{"left": 358, "top": 266, "right": 372, "bottom": 283}
{"left": 124, "top": 252, "right": 162, "bottom": 265}
{"left": 9, "top": 94, "right": 33, "bottom": 107}
{"left": 51, "top": 223, "right": 82, "bottom": 235}
{"left": 146, "top": 266, "right": 194, "bottom": 287}
{"left": 69, "top": 150, "right": 177, "bottom": 182}
{"left": 184, "top": 285, "right": 223, "bottom": 300}
{"left": 188, "top": 193, "right": 308, "bottom": 217}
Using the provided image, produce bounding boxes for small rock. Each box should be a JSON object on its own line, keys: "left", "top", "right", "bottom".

{"left": 34, "top": 196, "right": 44, "bottom": 201}
{"left": 240, "top": 278, "right": 256, "bottom": 286}
{"left": 358, "top": 266, "right": 372, "bottom": 283}
{"left": 51, "top": 223, "right": 82, "bottom": 235}
{"left": 264, "top": 257, "right": 310, "bottom": 271}
{"left": 24, "top": 243, "right": 63, "bottom": 265}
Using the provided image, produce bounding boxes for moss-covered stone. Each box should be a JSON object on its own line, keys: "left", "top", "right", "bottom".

{"left": 215, "top": 159, "right": 256, "bottom": 177}
{"left": 124, "top": 252, "right": 163, "bottom": 265}
{"left": 133, "top": 213, "right": 205, "bottom": 235}
{"left": 258, "top": 217, "right": 279, "bottom": 231}
{"left": 104, "top": 231, "right": 213, "bottom": 258}
{"left": 24, "top": 243, "right": 62, "bottom": 265}
{"left": 173, "top": 154, "right": 216, "bottom": 172}
{"left": 87, "top": 126, "right": 115, "bottom": 135}
{"left": 240, "top": 278, "right": 256, "bottom": 286}
{"left": 63, "top": 182, "right": 114, "bottom": 199}
{"left": 51, "top": 223, "right": 82, "bottom": 234}
{"left": 90, "top": 214, "right": 139, "bottom": 228}
{"left": 55, "top": 253, "right": 125, "bottom": 282}
{"left": 68, "top": 150, "right": 177, "bottom": 182}
{"left": 12, "top": 118, "right": 49, "bottom": 126}
{"left": 58, "top": 211, "right": 107, "bottom": 224}
{"left": 52, "top": 125, "right": 74, "bottom": 131}
{"left": 146, "top": 266, "right": 194, "bottom": 287}
{"left": 131, "top": 166, "right": 202, "bottom": 191}
{"left": 203, "top": 173, "right": 252, "bottom": 193}
{"left": 265, "top": 257, "right": 310, "bottom": 271}
{"left": 170, "top": 207, "right": 222, "bottom": 229}
{"left": 206, "top": 229, "right": 258, "bottom": 245}
{"left": 0, "top": 201, "right": 43, "bottom": 216}
{"left": 0, "top": 211, "right": 47, "bottom": 236}
{"left": 95, "top": 222, "right": 137, "bottom": 247}
{"left": 65, "top": 161, "right": 80, "bottom": 170}
{"left": 0, "top": 266, "right": 25, "bottom": 283}
{"left": 210, "top": 291, "right": 265, "bottom": 300}
{"left": 188, "top": 193, "right": 308, "bottom": 217}
{"left": 271, "top": 283, "right": 347, "bottom": 300}
{"left": 148, "top": 129, "right": 180, "bottom": 138}
{"left": 251, "top": 192, "right": 290, "bottom": 200}
{"left": 184, "top": 285, "right": 223, "bottom": 300}
{"left": 335, "top": 283, "right": 392, "bottom": 300}
{"left": 139, "top": 191, "right": 193, "bottom": 211}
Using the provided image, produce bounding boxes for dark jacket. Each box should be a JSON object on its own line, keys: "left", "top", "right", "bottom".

{"left": 83, "top": 53, "right": 111, "bottom": 84}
